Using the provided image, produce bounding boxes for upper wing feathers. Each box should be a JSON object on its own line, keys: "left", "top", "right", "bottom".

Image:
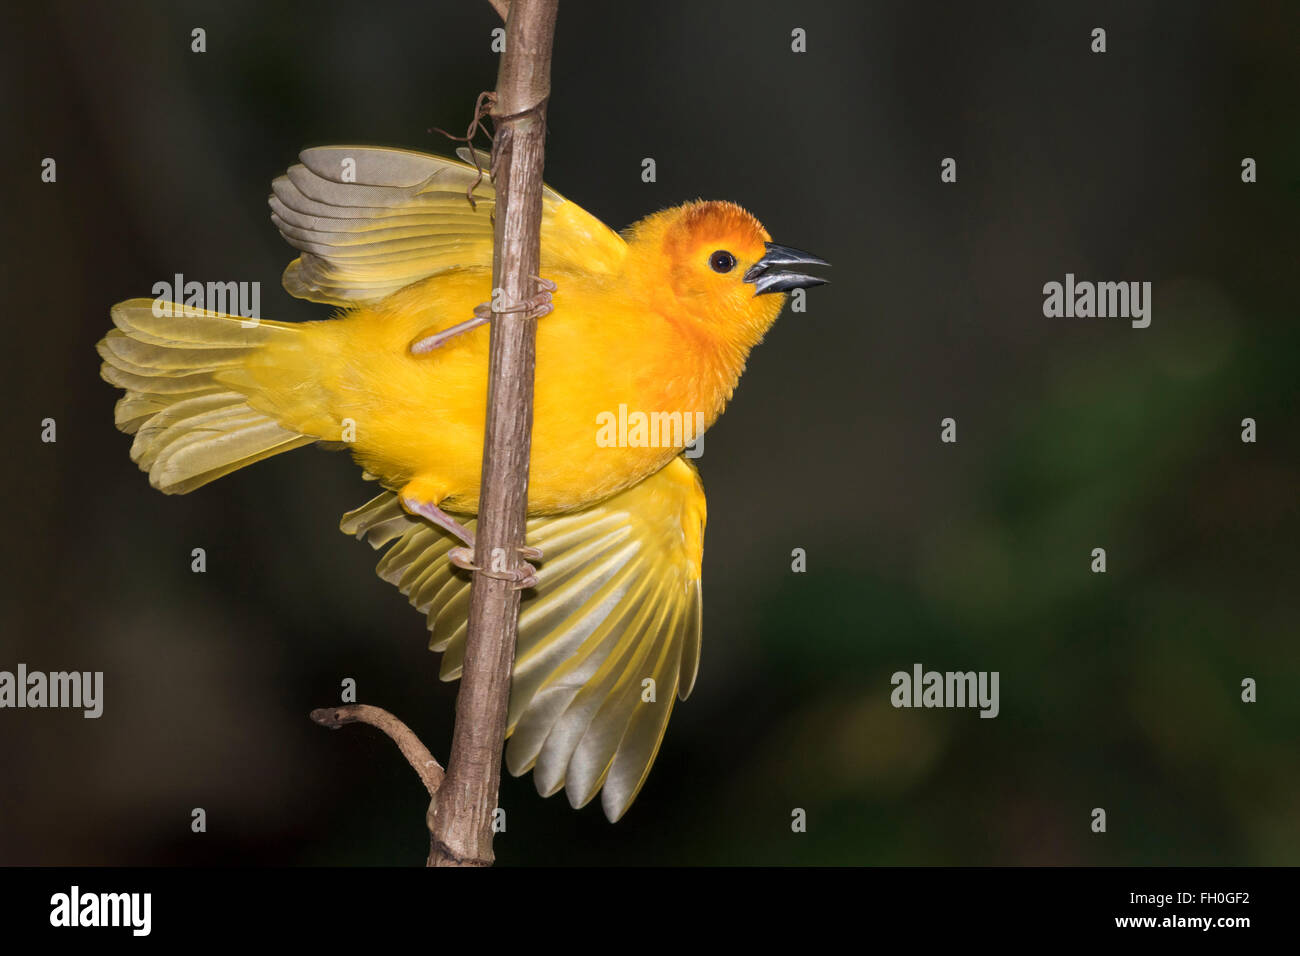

{"left": 272, "top": 145, "right": 626, "bottom": 306}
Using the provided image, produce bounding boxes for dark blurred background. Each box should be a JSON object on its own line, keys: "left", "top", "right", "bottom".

{"left": 1, "top": 0, "right": 1296, "bottom": 865}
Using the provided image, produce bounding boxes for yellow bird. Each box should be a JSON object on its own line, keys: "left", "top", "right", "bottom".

{"left": 97, "top": 146, "right": 828, "bottom": 821}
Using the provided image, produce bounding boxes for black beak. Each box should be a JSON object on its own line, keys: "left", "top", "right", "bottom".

{"left": 743, "top": 242, "right": 830, "bottom": 295}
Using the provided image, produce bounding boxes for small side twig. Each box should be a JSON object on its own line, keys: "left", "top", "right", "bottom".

{"left": 310, "top": 704, "right": 444, "bottom": 798}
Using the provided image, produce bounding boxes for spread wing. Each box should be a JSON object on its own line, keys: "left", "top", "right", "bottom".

{"left": 270, "top": 145, "right": 626, "bottom": 306}
{"left": 340, "top": 456, "right": 706, "bottom": 822}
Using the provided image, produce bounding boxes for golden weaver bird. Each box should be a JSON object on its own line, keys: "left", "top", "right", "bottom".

{"left": 97, "top": 146, "right": 828, "bottom": 821}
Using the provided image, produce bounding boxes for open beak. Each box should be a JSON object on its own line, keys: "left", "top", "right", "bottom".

{"left": 743, "top": 242, "right": 830, "bottom": 295}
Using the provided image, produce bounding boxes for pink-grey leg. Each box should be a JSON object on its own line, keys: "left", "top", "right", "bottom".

{"left": 401, "top": 496, "right": 542, "bottom": 588}
{"left": 408, "top": 276, "right": 556, "bottom": 355}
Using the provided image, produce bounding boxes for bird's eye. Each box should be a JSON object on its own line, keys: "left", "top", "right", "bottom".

{"left": 708, "top": 250, "right": 737, "bottom": 274}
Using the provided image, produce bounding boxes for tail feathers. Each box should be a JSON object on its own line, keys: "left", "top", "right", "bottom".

{"left": 99, "top": 299, "right": 315, "bottom": 494}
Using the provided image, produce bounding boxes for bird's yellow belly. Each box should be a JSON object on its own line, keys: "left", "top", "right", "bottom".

{"left": 313, "top": 277, "right": 710, "bottom": 516}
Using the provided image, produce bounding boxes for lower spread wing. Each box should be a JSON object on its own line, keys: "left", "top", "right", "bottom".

{"left": 340, "top": 456, "right": 706, "bottom": 822}
{"left": 271, "top": 145, "right": 626, "bottom": 307}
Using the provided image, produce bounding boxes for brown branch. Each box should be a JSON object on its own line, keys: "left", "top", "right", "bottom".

{"left": 310, "top": 704, "right": 444, "bottom": 797}
{"left": 486, "top": 0, "right": 511, "bottom": 21}
{"left": 426, "top": 0, "right": 559, "bottom": 868}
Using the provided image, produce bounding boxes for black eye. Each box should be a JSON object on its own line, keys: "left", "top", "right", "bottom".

{"left": 708, "top": 250, "right": 737, "bottom": 274}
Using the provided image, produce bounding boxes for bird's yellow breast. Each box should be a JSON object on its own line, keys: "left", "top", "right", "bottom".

{"left": 266, "top": 265, "right": 736, "bottom": 515}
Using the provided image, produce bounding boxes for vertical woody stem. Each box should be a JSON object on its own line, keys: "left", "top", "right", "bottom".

{"left": 426, "top": 0, "right": 558, "bottom": 867}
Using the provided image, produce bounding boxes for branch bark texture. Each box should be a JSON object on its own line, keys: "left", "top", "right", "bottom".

{"left": 426, "top": 0, "right": 558, "bottom": 867}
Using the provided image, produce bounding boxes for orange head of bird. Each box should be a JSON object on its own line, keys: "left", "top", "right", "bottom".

{"left": 626, "top": 200, "right": 829, "bottom": 347}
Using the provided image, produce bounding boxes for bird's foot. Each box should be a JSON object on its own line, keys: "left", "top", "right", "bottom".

{"left": 522, "top": 275, "right": 557, "bottom": 319}
{"left": 401, "top": 495, "right": 542, "bottom": 588}
{"left": 409, "top": 276, "right": 555, "bottom": 355}
{"left": 477, "top": 275, "right": 556, "bottom": 321}
{"left": 447, "top": 546, "right": 541, "bottom": 590}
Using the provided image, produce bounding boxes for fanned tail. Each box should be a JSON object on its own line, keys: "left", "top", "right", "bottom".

{"left": 97, "top": 298, "right": 316, "bottom": 494}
